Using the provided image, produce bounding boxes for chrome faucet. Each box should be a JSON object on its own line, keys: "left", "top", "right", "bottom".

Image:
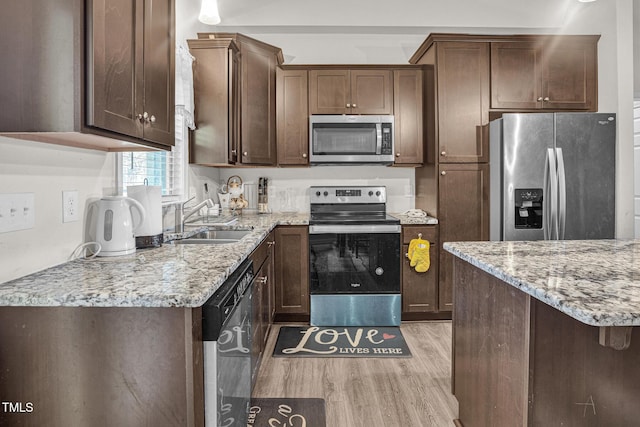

{"left": 175, "top": 196, "right": 214, "bottom": 232}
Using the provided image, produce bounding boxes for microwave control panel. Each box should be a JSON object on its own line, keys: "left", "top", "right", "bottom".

{"left": 381, "top": 123, "right": 393, "bottom": 155}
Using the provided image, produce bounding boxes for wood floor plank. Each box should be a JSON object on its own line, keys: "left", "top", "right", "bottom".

{"left": 253, "top": 321, "right": 458, "bottom": 426}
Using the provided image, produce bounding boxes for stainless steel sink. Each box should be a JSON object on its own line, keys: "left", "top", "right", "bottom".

{"left": 174, "top": 229, "right": 252, "bottom": 245}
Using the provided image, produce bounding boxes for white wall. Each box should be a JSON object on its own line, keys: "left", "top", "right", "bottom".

{"left": 634, "top": 101, "right": 640, "bottom": 236}
{"left": 0, "top": 137, "right": 115, "bottom": 283}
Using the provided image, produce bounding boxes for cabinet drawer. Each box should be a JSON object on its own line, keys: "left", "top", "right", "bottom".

{"left": 402, "top": 225, "right": 437, "bottom": 245}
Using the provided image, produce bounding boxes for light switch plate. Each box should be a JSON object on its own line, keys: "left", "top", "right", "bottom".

{"left": 0, "top": 193, "right": 35, "bottom": 233}
{"left": 62, "top": 190, "right": 79, "bottom": 223}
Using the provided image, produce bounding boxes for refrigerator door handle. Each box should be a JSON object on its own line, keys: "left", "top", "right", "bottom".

{"left": 544, "top": 148, "right": 559, "bottom": 240}
{"left": 556, "top": 148, "right": 567, "bottom": 240}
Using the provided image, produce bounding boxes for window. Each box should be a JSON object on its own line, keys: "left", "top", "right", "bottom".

{"left": 117, "top": 118, "right": 187, "bottom": 202}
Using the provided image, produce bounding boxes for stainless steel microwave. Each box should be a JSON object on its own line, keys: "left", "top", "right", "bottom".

{"left": 309, "top": 115, "right": 394, "bottom": 165}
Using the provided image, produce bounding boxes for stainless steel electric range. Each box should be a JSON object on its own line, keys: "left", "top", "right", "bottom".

{"left": 309, "top": 186, "right": 401, "bottom": 326}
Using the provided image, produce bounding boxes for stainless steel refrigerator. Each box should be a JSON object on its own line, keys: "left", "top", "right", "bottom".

{"left": 489, "top": 113, "right": 616, "bottom": 241}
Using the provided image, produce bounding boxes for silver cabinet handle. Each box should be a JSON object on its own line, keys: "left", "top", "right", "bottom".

{"left": 137, "top": 113, "right": 144, "bottom": 121}
{"left": 346, "top": 103, "right": 351, "bottom": 108}
{"left": 257, "top": 276, "right": 268, "bottom": 285}
{"left": 537, "top": 97, "right": 543, "bottom": 101}
{"left": 267, "top": 241, "right": 275, "bottom": 247}
{"left": 149, "top": 115, "right": 156, "bottom": 123}
{"left": 243, "top": 151, "right": 248, "bottom": 156}
{"left": 396, "top": 153, "right": 401, "bottom": 157}
{"left": 302, "top": 153, "right": 307, "bottom": 158}
{"left": 352, "top": 103, "right": 357, "bottom": 108}
{"left": 543, "top": 97, "right": 550, "bottom": 102}
{"left": 441, "top": 171, "right": 446, "bottom": 176}
{"left": 441, "top": 151, "right": 446, "bottom": 157}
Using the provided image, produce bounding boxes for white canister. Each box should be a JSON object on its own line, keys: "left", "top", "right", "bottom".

{"left": 127, "top": 185, "right": 163, "bottom": 248}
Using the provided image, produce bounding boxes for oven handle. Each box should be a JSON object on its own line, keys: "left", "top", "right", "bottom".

{"left": 309, "top": 224, "right": 401, "bottom": 234}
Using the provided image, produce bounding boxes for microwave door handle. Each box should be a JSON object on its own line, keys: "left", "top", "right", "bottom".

{"left": 376, "top": 123, "right": 382, "bottom": 154}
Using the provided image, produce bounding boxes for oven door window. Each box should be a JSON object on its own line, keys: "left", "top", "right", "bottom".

{"left": 312, "top": 123, "right": 378, "bottom": 155}
{"left": 309, "top": 232, "right": 400, "bottom": 293}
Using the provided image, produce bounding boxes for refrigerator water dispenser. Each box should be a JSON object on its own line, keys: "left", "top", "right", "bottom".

{"left": 514, "top": 189, "right": 542, "bottom": 229}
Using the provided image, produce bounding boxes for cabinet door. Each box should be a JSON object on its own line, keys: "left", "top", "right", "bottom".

{"left": 393, "top": 69, "right": 423, "bottom": 165}
{"left": 239, "top": 42, "right": 277, "bottom": 165}
{"left": 438, "top": 163, "right": 489, "bottom": 311}
{"left": 277, "top": 68, "right": 309, "bottom": 165}
{"left": 140, "top": 0, "right": 174, "bottom": 146}
{"left": 87, "top": 0, "right": 143, "bottom": 139}
{"left": 251, "top": 261, "right": 267, "bottom": 383}
{"left": 188, "top": 39, "right": 238, "bottom": 165}
{"left": 402, "top": 226, "right": 438, "bottom": 313}
{"left": 308, "top": 70, "right": 350, "bottom": 115}
{"left": 274, "top": 226, "right": 310, "bottom": 316}
{"left": 490, "top": 42, "right": 542, "bottom": 110}
{"left": 350, "top": 70, "right": 393, "bottom": 114}
{"left": 542, "top": 39, "right": 597, "bottom": 111}
{"left": 436, "top": 42, "right": 490, "bottom": 163}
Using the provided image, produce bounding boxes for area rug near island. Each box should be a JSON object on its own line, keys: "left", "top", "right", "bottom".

{"left": 248, "top": 398, "right": 326, "bottom": 427}
{"left": 273, "top": 326, "right": 412, "bottom": 358}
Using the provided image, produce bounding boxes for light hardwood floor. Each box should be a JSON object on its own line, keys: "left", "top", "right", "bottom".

{"left": 253, "top": 321, "right": 458, "bottom": 426}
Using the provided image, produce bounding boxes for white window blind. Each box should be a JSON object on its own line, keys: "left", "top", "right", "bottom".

{"left": 118, "top": 117, "right": 186, "bottom": 200}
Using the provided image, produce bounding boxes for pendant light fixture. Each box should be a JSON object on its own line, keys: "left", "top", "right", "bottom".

{"left": 199, "top": 0, "right": 221, "bottom": 25}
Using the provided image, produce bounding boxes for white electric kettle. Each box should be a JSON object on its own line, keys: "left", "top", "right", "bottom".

{"left": 87, "top": 196, "right": 146, "bottom": 257}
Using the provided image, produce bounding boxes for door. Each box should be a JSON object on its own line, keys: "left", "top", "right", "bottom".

{"left": 274, "top": 226, "right": 310, "bottom": 316}
{"left": 438, "top": 163, "right": 489, "bottom": 311}
{"left": 490, "top": 42, "right": 542, "bottom": 110}
{"left": 555, "top": 113, "right": 616, "bottom": 239}
{"left": 500, "top": 114, "right": 554, "bottom": 242}
{"left": 87, "top": 0, "right": 143, "bottom": 139}
{"left": 350, "top": 70, "right": 393, "bottom": 115}
{"left": 240, "top": 42, "right": 277, "bottom": 165}
{"left": 436, "top": 42, "right": 490, "bottom": 163}
{"left": 276, "top": 68, "right": 309, "bottom": 165}
{"left": 309, "top": 70, "right": 350, "bottom": 115}
{"left": 542, "top": 40, "right": 597, "bottom": 111}
{"left": 393, "top": 69, "right": 424, "bottom": 164}
{"left": 140, "top": 0, "right": 174, "bottom": 146}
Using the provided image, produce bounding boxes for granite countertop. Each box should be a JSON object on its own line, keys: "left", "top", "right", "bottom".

{"left": 444, "top": 239, "right": 640, "bottom": 327}
{"left": 0, "top": 213, "right": 308, "bottom": 308}
{"left": 391, "top": 212, "right": 438, "bottom": 225}
{"left": 0, "top": 211, "right": 434, "bottom": 308}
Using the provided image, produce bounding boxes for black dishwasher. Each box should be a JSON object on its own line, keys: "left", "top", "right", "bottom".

{"left": 202, "top": 258, "right": 253, "bottom": 427}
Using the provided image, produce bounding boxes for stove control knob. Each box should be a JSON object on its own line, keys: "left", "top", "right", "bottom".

{"left": 375, "top": 191, "right": 381, "bottom": 196}
{"left": 368, "top": 191, "right": 374, "bottom": 196}
{"left": 323, "top": 191, "right": 329, "bottom": 197}
{"left": 315, "top": 191, "right": 321, "bottom": 197}
{"left": 375, "top": 267, "right": 384, "bottom": 276}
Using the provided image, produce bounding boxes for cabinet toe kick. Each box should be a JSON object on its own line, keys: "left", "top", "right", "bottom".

{"left": 598, "top": 326, "right": 633, "bottom": 350}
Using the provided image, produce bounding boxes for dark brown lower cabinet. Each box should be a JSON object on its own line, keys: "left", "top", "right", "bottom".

{"left": 401, "top": 225, "right": 438, "bottom": 317}
{"left": 274, "top": 226, "right": 310, "bottom": 321}
{"left": 0, "top": 307, "right": 203, "bottom": 426}
{"left": 250, "top": 231, "right": 274, "bottom": 385}
{"left": 438, "top": 163, "right": 489, "bottom": 312}
{"left": 454, "top": 257, "right": 640, "bottom": 426}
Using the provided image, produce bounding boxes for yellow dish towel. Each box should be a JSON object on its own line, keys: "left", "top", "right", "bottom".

{"left": 408, "top": 237, "right": 430, "bottom": 273}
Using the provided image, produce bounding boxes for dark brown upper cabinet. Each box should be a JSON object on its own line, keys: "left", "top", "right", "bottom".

{"left": 87, "top": 0, "right": 175, "bottom": 147}
{"left": 309, "top": 69, "right": 393, "bottom": 115}
{"left": 188, "top": 39, "right": 240, "bottom": 166}
{"left": 197, "top": 33, "right": 284, "bottom": 166}
{"left": 490, "top": 36, "right": 599, "bottom": 111}
{"left": 434, "top": 41, "right": 490, "bottom": 164}
{"left": 0, "top": 0, "right": 175, "bottom": 151}
{"left": 276, "top": 68, "right": 309, "bottom": 166}
{"left": 393, "top": 69, "right": 424, "bottom": 165}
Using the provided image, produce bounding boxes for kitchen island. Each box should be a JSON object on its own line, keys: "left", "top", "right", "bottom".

{"left": 444, "top": 239, "right": 640, "bottom": 427}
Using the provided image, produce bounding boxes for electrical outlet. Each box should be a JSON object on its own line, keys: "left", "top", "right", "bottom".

{"left": 62, "top": 190, "right": 79, "bottom": 223}
{"left": 0, "top": 193, "right": 35, "bottom": 233}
